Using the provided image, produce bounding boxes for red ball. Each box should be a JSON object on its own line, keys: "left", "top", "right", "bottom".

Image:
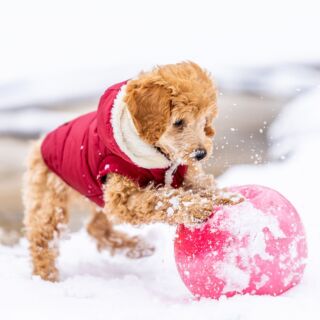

{"left": 174, "top": 185, "right": 308, "bottom": 299}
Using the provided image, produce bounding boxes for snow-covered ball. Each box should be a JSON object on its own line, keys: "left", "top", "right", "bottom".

{"left": 174, "top": 185, "right": 308, "bottom": 299}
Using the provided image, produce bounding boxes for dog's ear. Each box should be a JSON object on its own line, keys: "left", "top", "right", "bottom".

{"left": 125, "top": 79, "right": 172, "bottom": 144}
{"left": 205, "top": 124, "right": 215, "bottom": 137}
{"left": 204, "top": 111, "right": 217, "bottom": 137}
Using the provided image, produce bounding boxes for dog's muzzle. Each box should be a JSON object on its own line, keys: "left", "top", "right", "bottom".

{"left": 155, "top": 146, "right": 171, "bottom": 161}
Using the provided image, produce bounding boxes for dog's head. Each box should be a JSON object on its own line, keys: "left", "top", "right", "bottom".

{"left": 125, "top": 61, "right": 217, "bottom": 165}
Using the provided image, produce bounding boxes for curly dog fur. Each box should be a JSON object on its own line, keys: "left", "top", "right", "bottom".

{"left": 23, "top": 61, "right": 240, "bottom": 281}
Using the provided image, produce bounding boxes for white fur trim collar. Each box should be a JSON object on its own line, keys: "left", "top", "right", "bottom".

{"left": 111, "top": 84, "right": 171, "bottom": 169}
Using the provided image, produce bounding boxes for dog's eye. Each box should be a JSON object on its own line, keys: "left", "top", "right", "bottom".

{"left": 173, "top": 119, "right": 184, "bottom": 127}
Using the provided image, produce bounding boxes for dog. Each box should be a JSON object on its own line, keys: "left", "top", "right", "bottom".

{"left": 23, "top": 61, "right": 239, "bottom": 281}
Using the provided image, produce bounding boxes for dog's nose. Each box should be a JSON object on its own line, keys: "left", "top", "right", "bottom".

{"left": 194, "top": 148, "right": 207, "bottom": 161}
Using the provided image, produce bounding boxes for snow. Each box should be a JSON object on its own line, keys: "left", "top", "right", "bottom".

{"left": 155, "top": 201, "right": 163, "bottom": 210}
{"left": 205, "top": 201, "right": 292, "bottom": 294}
{"left": 210, "top": 201, "right": 284, "bottom": 264}
{"left": 211, "top": 202, "right": 284, "bottom": 241}
{"left": 166, "top": 207, "right": 175, "bottom": 217}
{"left": 163, "top": 194, "right": 194, "bottom": 217}
{"left": 216, "top": 261, "right": 251, "bottom": 294}
{"left": 169, "top": 197, "right": 180, "bottom": 210}
{"left": 255, "top": 274, "right": 270, "bottom": 290}
{"left": 2, "top": 89, "right": 320, "bottom": 318}
{"left": 1, "top": 223, "right": 317, "bottom": 320}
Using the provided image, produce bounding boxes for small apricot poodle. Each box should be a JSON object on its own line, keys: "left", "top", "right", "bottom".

{"left": 23, "top": 61, "right": 240, "bottom": 281}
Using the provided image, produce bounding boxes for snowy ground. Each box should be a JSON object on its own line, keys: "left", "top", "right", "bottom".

{"left": 1, "top": 87, "right": 320, "bottom": 319}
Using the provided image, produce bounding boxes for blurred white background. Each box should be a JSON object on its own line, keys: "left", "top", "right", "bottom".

{"left": 1, "top": 0, "right": 320, "bottom": 79}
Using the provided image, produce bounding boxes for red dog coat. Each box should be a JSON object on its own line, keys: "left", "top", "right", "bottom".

{"left": 41, "top": 81, "right": 187, "bottom": 207}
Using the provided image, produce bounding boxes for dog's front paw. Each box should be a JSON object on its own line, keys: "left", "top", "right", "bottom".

{"left": 33, "top": 265, "right": 59, "bottom": 282}
{"left": 185, "top": 174, "right": 216, "bottom": 192}
{"left": 214, "top": 188, "right": 245, "bottom": 206}
{"left": 199, "top": 174, "right": 216, "bottom": 190}
{"left": 126, "top": 238, "right": 155, "bottom": 259}
{"left": 187, "top": 207, "right": 212, "bottom": 225}
{"left": 178, "top": 194, "right": 213, "bottom": 225}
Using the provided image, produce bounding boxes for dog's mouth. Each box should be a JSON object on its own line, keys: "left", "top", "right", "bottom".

{"left": 155, "top": 146, "right": 171, "bottom": 161}
{"left": 155, "top": 146, "right": 200, "bottom": 165}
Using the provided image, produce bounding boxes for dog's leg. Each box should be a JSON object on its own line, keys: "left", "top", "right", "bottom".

{"left": 23, "top": 142, "right": 69, "bottom": 281}
{"left": 87, "top": 207, "right": 154, "bottom": 258}
{"left": 104, "top": 173, "right": 215, "bottom": 226}
{"left": 183, "top": 161, "right": 216, "bottom": 191}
